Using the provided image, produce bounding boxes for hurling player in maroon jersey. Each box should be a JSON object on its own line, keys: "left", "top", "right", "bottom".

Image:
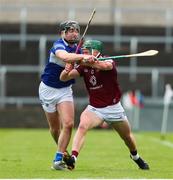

{"left": 60, "top": 40, "right": 149, "bottom": 171}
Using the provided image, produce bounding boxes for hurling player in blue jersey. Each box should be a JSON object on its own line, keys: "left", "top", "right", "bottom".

{"left": 39, "top": 20, "right": 95, "bottom": 170}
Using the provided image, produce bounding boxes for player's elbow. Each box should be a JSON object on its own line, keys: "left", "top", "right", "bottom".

{"left": 99, "top": 63, "right": 113, "bottom": 70}
{"left": 104, "top": 64, "right": 113, "bottom": 70}
{"left": 60, "top": 77, "right": 66, "bottom": 82}
{"left": 59, "top": 73, "right": 68, "bottom": 82}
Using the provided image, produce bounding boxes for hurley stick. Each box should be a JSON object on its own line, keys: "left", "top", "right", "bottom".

{"left": 75, "top": 8, "right": 96, "bottom": 53}
{"left": 98, "top": 50, "right": 158, "bottom": 61}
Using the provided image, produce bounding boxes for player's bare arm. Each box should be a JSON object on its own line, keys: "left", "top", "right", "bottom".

{"left": 80, "top": 60, "right": 113, "bottom": 70}
{"left": 55, "top": 50, "right": 96, "bottom": 63}
{"left": 60, "top": 63, "right": 80, "bottom": 81}
{"left": 90, "top": 60, "right": 113, "bottom": 70}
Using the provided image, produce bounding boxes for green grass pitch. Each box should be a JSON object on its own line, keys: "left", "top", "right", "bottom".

{"left": 0, "top": 128, "right": 173, "bottom": 179}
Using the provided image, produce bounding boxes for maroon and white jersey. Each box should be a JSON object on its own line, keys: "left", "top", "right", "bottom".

{"left": 76, "top": 61, "right": 122, "bottom": 108}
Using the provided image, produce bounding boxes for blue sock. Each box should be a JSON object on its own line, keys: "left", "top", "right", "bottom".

{"left": 54, "top": 152, "right": 63, "bottom": 162}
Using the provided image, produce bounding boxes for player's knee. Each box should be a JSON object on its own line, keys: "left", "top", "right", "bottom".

{"left": 78, "top": 124, "right": 88, "bottom": 133}
{"left": 64, "top": 120, "right": 74, "bottom": 129}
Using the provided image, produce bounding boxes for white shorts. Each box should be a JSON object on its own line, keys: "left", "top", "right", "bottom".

{"left": 86, "top": 102, "right": 128, "bottom": 123}
{"left": 39, "top": 81, "right": 73, "bottom": 113}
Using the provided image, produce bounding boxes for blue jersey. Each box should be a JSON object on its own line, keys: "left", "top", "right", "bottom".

{"left": 41, "top": 38, "right": 80, "bottom": 88}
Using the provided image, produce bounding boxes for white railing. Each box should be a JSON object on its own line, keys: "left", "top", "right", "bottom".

{"left": 0, "top": 65, "right": 173, "bottom": 106}
{"left": 0, "top": 33, "right": 173, "bottom": 106}
{"left": 1, "top": 33, "right": 173, "bottom": 86}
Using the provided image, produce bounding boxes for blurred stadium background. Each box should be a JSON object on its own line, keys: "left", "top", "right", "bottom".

{"left": 0, "top": 0, "right": 173, "bottom": 132}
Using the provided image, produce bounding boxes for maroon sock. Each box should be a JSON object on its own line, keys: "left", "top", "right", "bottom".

{"left": 72, "top": 150, "right": 79, "bottom": 158}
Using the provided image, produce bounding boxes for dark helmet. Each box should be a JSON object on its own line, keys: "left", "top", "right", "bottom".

{"left": 82, "top": 40, "right": 103, "bottom": 53}
{"left": 59, "top": 20, "right": 80, "bottom": 33}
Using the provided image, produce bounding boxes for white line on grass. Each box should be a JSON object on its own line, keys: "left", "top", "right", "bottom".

{"left": 150, "top": 137, "right": 173, "bottom": 148}
{"left": 136, "top": 134, "right": 173, "bottom": 149}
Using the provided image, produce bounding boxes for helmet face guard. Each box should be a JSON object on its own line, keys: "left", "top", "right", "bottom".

{"left": 82, "top": 40, "right": 103, "bottom": 54}
{"left": 59, "top": 20, "right": 80, "bottom": 33}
